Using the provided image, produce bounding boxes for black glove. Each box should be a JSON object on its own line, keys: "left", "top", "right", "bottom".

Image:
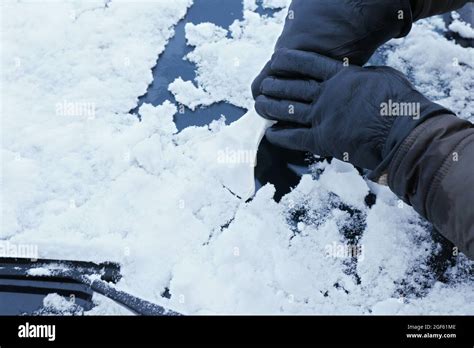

{"left": 255, "top": 49, "right": 454, "bottom": 176}
{"left": 252, "top": 0, "right": 414, "bottom": 99}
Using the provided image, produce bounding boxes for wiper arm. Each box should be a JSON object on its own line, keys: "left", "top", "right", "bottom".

{"left": 0, "top": 257, "right": 181, "bottom": 316}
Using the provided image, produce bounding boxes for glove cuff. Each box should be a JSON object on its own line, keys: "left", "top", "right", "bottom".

{"left": 409, "top": 0, "right": 424, "bottom": 22}
{"left": 368, "top": 95, "right": 454, "bottom": 181}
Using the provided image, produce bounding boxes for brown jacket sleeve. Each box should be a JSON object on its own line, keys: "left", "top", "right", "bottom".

{"left": 388, "top": 114, "right": 474, "bottom": 259}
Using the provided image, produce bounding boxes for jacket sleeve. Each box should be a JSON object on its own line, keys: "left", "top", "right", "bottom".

{"left": 387, "top": 114, "right": 474, "bottom": 259}
{"left": 411, "top": 0, "right": 471, "bottom": 21}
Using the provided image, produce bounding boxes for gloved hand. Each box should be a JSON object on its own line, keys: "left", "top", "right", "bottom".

{"left": 255, "top": 49, "right": 454, "bottom": 176}
{"left": 252, "top": 0, "right": 414, "bottom": 99}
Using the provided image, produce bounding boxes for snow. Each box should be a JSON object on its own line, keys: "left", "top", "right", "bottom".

{"left": 449, "top": 11, "right": 474, "bottom": 39}
{"left": 173, "top": 9, "right": 288, "bottom": 110}
{"left": 86, "top": 293, "right": 134, "bottom": 315}
{"left": 449, "top": 20, "right": 474, "bottom": 39}
{"left": 1, "top": 0, "right": 473, "bottom": 315}
{"left": 169, "top": 77, "right": 215, "bottom": 110}
{"left": 384, "top": 18, "right": 474, "bottom": 122}
{"left": 27, "top": 267, "right": 52, "bottom": 277}
{"left": 37, "top": 293, "right": 84, "bottom": 315}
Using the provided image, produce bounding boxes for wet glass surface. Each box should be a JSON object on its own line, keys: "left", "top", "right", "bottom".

{"left": 131, "top": 0, "right": 304, "bottom": 200}
{"left": 131, "top": 0, "right": 248, "bottom": 129}
{"left": 0, "top": 278, "right": 93, "bottom": 315}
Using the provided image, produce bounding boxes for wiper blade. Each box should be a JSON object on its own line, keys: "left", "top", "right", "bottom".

{"left": 0, "top": 257, "right": 181, "bottom": 316}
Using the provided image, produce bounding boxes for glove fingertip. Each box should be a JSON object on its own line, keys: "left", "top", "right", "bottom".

{"left": 255, "top": 95, "right": 274, "bottom": 120}
{"left": 264, "top": 127, "right": 284, "bottom": 147}
{"left": 251, "top": 76, "right": 263, "bottom": 99}
{"left": 265, "top": 126, "right": 303, "bottom": 152}
{"left": 251, "top": 61, "right": 273, "bottom": 99}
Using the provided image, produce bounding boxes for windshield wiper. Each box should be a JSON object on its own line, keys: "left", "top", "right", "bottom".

{"left": 0, "top": 257, "right": 181, "bottom": 316}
